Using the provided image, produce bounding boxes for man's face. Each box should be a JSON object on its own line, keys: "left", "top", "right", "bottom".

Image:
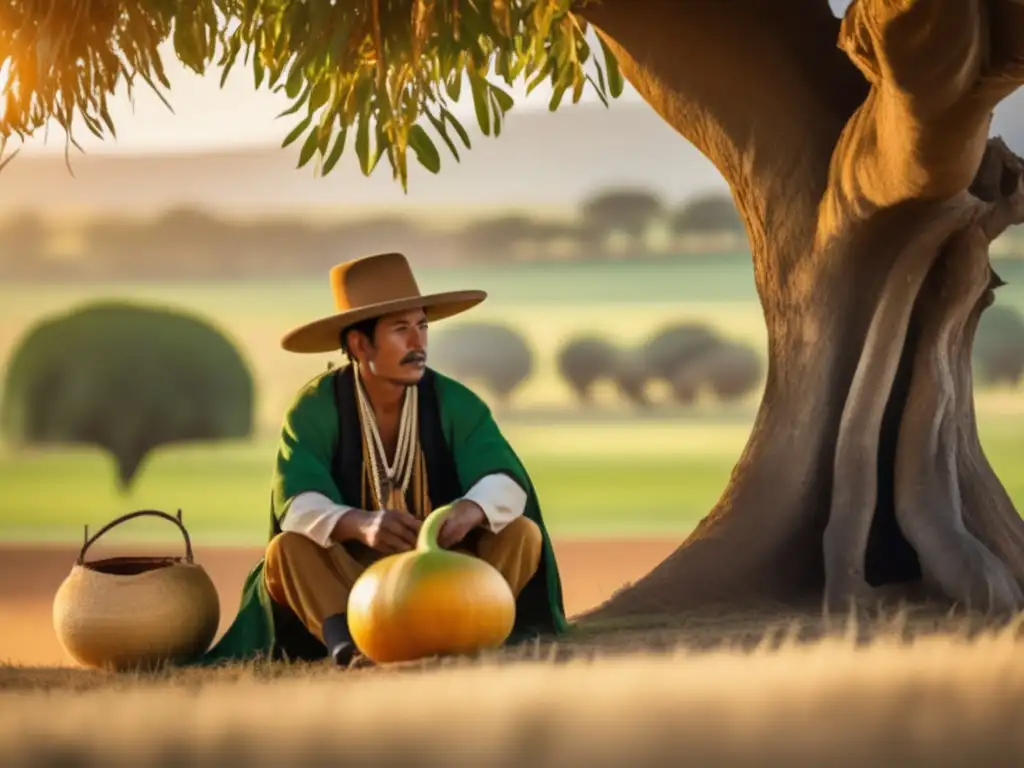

{"left": 355, "top": 307, "right": 429, "bottom": 386}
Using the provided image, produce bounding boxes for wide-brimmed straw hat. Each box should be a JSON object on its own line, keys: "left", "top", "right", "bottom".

{"left": 281, "top": 252, "right": 487, "bottom": 353}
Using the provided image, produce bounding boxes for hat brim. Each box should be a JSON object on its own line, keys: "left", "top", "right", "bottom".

{"left": 280, "top": 290, "right": 487, "bottom": 354}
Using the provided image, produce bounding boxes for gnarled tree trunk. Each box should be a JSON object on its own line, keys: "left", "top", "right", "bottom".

{"left": 574, "top": 0, "right": 1024, "bottom": 620}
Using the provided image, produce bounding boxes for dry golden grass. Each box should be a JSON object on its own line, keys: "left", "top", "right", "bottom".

{"left": 2, "top": 609, "right": 1024, "bottom": 766}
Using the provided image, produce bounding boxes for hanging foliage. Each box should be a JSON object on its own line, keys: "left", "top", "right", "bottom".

{"left": 0, "top": 0, "right": 622, "bottom": 189}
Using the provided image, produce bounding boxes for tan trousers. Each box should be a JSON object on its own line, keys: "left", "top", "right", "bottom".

{"left": 263, "top": 516, "right": 543, "bottom": 644}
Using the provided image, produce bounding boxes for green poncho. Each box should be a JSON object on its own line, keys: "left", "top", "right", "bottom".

{"left": 195, "top": 364, "right": 568, "bottom": 666}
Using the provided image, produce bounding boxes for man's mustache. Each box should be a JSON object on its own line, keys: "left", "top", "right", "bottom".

{"left": 401, "top": 351, "right": 427, "bottom": 365}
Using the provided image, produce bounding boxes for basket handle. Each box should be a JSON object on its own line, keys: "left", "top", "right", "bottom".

{"left": 77, "top": 509, "right": 194, "bottom": 565}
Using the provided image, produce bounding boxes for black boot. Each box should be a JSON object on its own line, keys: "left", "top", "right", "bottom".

{"left": 321, "top": 614, "right": 357, "bottom": 667}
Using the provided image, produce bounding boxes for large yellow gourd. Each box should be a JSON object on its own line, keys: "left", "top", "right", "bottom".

{"left": 52, "top": 509, "right": 220, "bottom": 671}
{"left": 347, "top": 504, "right": 516, "bottom": 664}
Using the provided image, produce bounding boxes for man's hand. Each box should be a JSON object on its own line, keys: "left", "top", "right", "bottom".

{"left": 437, "top": 500, "right": 487, "bottom": 549}
{"left": 336, "top": 509, "right": 421, "bottom": 554}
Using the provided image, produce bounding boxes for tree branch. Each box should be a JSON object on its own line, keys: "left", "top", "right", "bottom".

{"left": 973, "top": 137, "right": 1024, "bottom": 237}
{"left": 823, "top": 0, "right": 1024, "bottom": 233}
{"left": 577, "top": 0, "right": 868, "bottom": 268}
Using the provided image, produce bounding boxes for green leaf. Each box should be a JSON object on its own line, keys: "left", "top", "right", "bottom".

{"left": 81, "top": 112, "right": 104, "bottom": 139}
{"left": 272, "top": 10, "right": 291, "bottom": 61}
{"left": 598, "top": 35, "right": 624, "bottom": 98}
{"left": 320, "top": 126, "right": 349, "bottom": 176}
{"left": 307, "top": 79, "right": 330, "bottom": 112}
{"left": 594, "top": 59, "right": 607, "bottom": 97}
{"left": 495, "top": 49, "right": 511, "bottom": 82}
{"left": 426, "top": 110, "right": 460, "bottom": 161}
{"left": 587, "top": 74, "right": 609, "bottom": 107}
{"left": 252, "top": 27, "right": 266, "bottom": 89}
{"left": 242, "top": 0, "right": 258, "bottom": 28}
{"left": 254, "top": 55, "right": 266, "bottom": 88}
{"left": 445, "top": 69, "right": 463, "bottom": 101}
{"left": 467, "top": 69, "right": 491, "bottom": 136}
{"left": 277, "top": 83, "right": 311, "bottom": 118}
{"left": 491, "top": 0, "right": 512, "bottom": 38}
{"left": 98, "top": 104, "right": 117, "bottom": 138}
{"left": 525, "top": 60, "right": 553, "bottom": 95}
{"left": 282, "top": 114, "right": 312, "bottom": 148}
{"left": 219, "top": 35, "right": 243, "bottom": 88}
{"left": 369, "top": 121, "right": 389, "bottom": 175}
{"left": 0, "top": 148, "right": 20, "bottom": 174}
{"left": 151, "top": 52, "right": 172, "bottom": 90}
{"left": 489, "top": 83, "right": 514, "bottom": 113}
{"left": 548, "top": 82, "right": 568, "bottom": 112}
{"left": 442, "top": 109, "right": 471, "bottom": 149}
{"left": 284, "top": 60, "right": 306, "bottom": 99}
{"left": 355, "top": 107, "right": 373, "bottom": 176}
{"left": 508, "top": 49, "right": 528, "bottom": 81}
{"left": 297, "top": 126, "right": 320, "bottom": 168}
{"left": 408, "top": 124, "right": 441, "bottom": 174}
{"left": 138, "top": 70, "right": 176, "bottom": 114}
{"left": 267, "top": 57, "right": 287, "bottom": 90}
{"left": 172, "top": 19, "right": 197, "bottom": 72}
{"left": 572, "top": 71, "right": 586, "bottom": 103}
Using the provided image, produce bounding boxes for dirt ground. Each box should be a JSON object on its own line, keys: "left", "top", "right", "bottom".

{"left": 0, "top": 537, "right": 680, "bottom": 667}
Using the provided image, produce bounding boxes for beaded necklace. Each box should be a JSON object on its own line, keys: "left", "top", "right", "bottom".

{"left": 353, "top": 362, "right": 418, "bottom": 510}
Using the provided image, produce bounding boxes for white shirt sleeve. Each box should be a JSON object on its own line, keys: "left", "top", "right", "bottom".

{"left": 461, "top": 473, "right": 528, "bottom": 534}
{"left": 280, "top": 474, "right": 527, "bottom": 544}
{"left": 279, "top": 491, "right": 354, "bottom": 549}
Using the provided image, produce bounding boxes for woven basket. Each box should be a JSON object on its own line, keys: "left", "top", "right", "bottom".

{"left": 52, "top": 509, "right": 221, "bottom": 671}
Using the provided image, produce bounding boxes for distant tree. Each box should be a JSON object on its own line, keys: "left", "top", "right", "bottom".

{"left": 705, "top": 344, "right": 763, "bottom": 401}
{"left": 609, "top": 346, "right": 650, "bottom": 406}
{"left": 669, "top": 342, "right": 763, "bottom": 403}
{"left": 428, "top": 322, "right": 534, "bottom": 404}
{"left": 642, "top": 322, "right": 725, "bottom": 382}
{"left": 670, "top": 194, "right": 744, "bottom": 234}
{"left": 459, "top": 215, "right": 537, "bottom": 261}
{"left": 0, "top": 213, "right": 47, "bottom": 271}
{"left": 152, "top": 207, "right": 223, "bottom": 236}
{"left": 528, "top": 220, "right": 589, "bottom": 260}
{"left": 974, "top": 304, "right": 1024, "bottom": 387}
{"left": 0, "top": 301, "right": 255, "bottom": 491}
{"left": 556, "top": 335, "right": 620, "bottom": 404}
{"left": 579, "top": 187, "right": 664, "bottom": 252}
{"left": 667, "top": 364, "right": 700, "bottom": 405}
{"left": 327, "top": 216, "right": 426, "bottom": 262}
{"left": 231, "top": 216, "right": 333, "bottom": 276}
{"left": 81, "top": 216, "right": 149, "bottom": 267}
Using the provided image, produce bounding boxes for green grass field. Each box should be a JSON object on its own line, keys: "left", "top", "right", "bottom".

{"left": 3, "top": 412, "right": 1024, "bottom": 545}
{"left": 0, "top": 421, "right": 744, "bottom": 544}
{"left": 3, "top": 257, "right": 1024, "bottom": 545}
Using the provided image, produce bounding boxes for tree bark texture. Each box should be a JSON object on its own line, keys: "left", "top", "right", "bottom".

{"left": 573, "top": 0, "right": 1024, "bottom": 620}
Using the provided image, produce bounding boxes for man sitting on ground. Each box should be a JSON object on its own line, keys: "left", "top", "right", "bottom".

{"left": 202, "top": 252, "right": 568, "bottom": 666}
